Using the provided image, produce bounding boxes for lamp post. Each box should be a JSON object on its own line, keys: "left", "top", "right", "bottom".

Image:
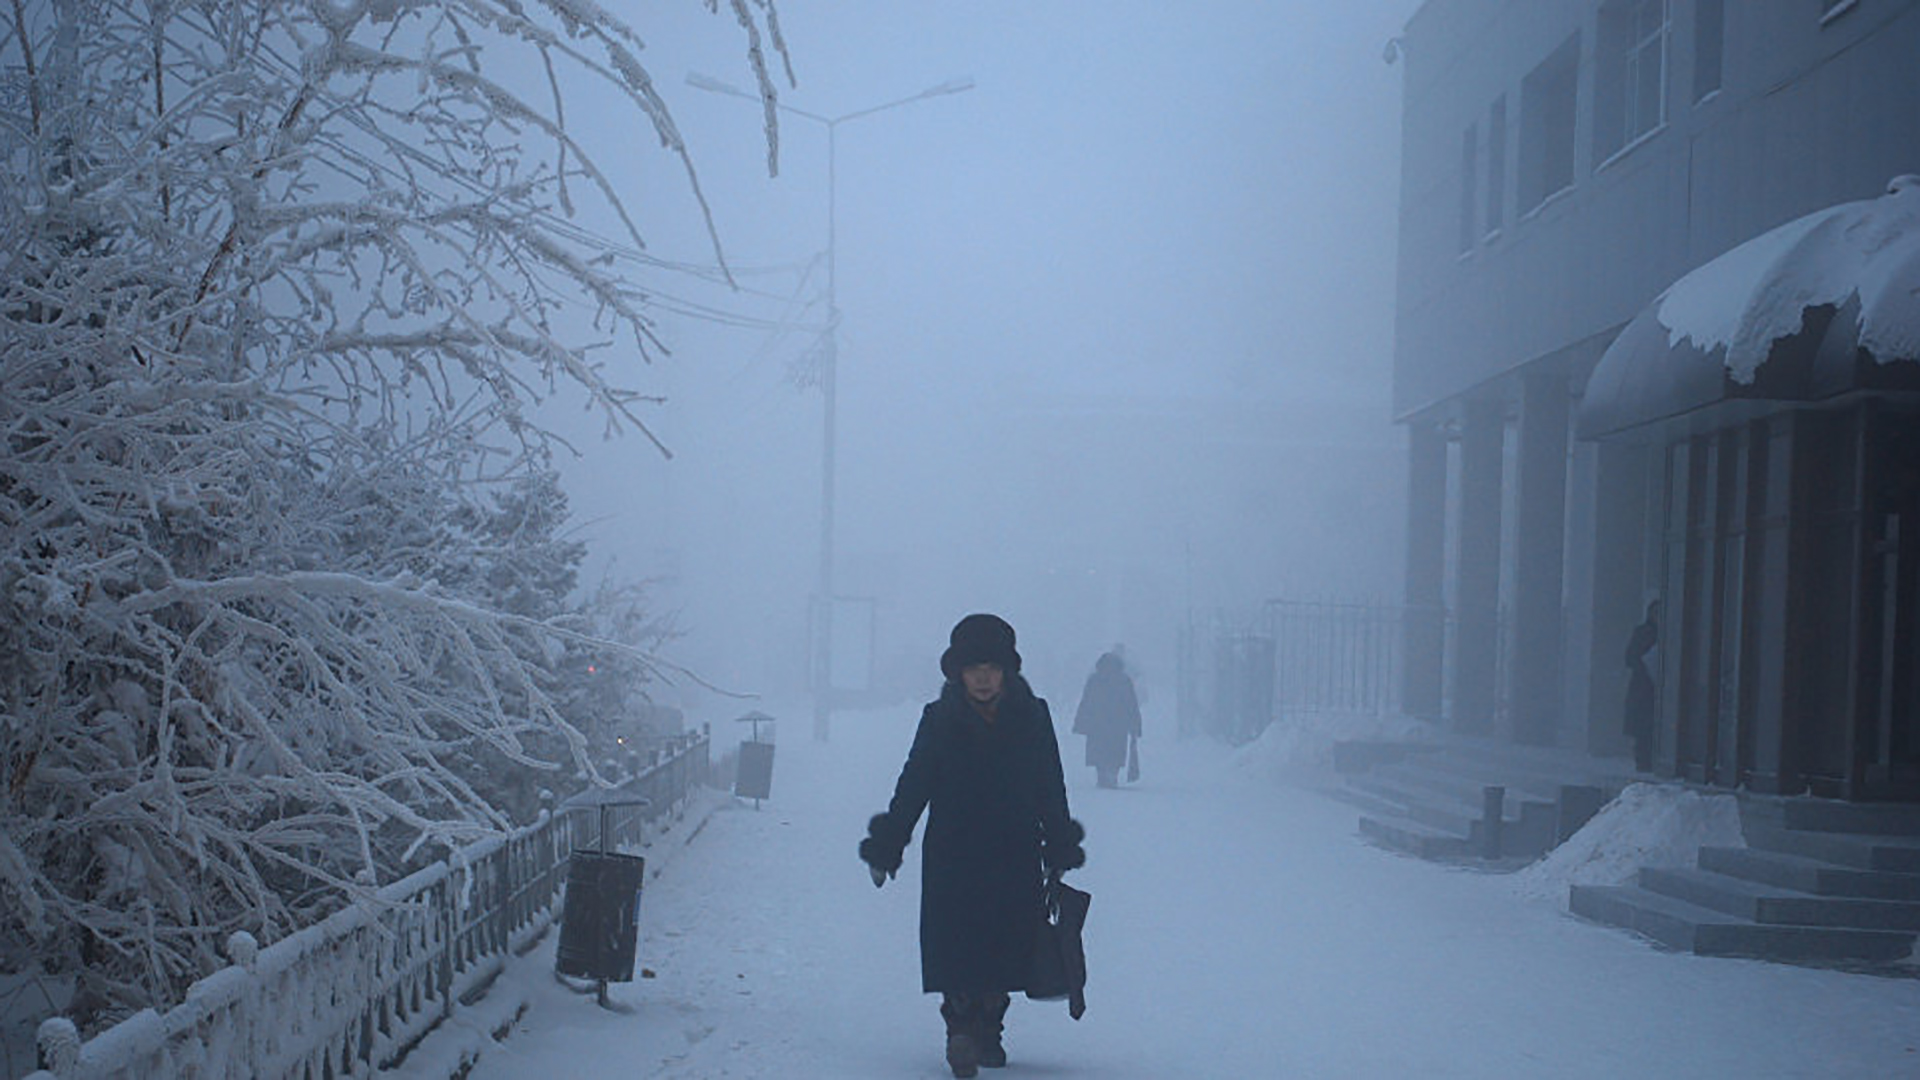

{"left": 688, "top": 72, "right": 974, "bottom": 741}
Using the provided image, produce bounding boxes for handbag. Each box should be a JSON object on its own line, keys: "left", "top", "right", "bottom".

{"left": 1126, "top": 735, "right": 1140, "bottom": 783}
{"left": 1025, "top": 873, "right": 1091, "bottom": 1019}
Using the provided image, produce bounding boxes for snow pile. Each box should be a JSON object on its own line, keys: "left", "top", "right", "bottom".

{"left": 1230, "top": 712, "right": 1440, "bottom": 779}
{"left": 1, "top": 973, "right": 72, "bottom": 1077}
{"left": 1510, "top": 782, "right": 1744, "bottom": 903}
{"left": 1659, "top": 174, "right": 1920, "bottom": 384}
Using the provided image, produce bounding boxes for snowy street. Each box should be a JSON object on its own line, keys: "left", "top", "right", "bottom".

{"left": 405, "top": 709, "right": 1920, "bottom": 1079}
{"left": 19, "top": 3, "right": 1920, "bottom": 1077}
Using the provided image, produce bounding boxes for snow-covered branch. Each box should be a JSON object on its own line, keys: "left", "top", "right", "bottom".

{"left": 1, "top": 0, "right": 789, "bottom": 1040}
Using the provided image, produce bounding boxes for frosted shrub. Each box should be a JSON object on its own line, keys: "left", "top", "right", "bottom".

{"left": 0, "top": 0, "right": 786, "bottom": 1035}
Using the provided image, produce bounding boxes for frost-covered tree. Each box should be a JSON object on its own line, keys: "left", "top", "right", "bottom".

{"left": 532, "top": 575, "right": 683, "bottom": 815}
{"left": 0, "top": 0, "right": 788, "bottom": 1032}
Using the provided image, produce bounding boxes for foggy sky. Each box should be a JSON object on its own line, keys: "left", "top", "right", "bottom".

{"left": 537, "top": 2, "right": 1423, "bottom": 713}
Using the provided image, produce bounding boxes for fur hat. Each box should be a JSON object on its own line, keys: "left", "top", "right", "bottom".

{"left": 940, "top": 612, "right": 1021, "bottom": 680}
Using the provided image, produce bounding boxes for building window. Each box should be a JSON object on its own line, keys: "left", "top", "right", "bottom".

{"left": 1595, "top": 0, "right": 1669, "bottom": 163}
{"left": 1519, "top": 34, "right": 1579, "bottom": 214}
{"left": 1459, "top": 122, "right": 1479, "bottom": 254}
{"left": 1695, "top": 0, "right": 1724, "bottom": 101}
{"left": 1485, "top": 95, "right": 1507, "bottom": 236}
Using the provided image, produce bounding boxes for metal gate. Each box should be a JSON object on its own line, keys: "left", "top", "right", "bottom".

{"left": 1261, "top": 600, "right": 1405, "bottom": 723}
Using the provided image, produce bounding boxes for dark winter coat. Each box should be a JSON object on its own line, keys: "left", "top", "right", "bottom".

{"left": 1623, "top": 617, "right": 1658, "bottom": 741}
{"left": 872, "top": 676, "right": 1078, "bottom": 994}
{"left": 1072, "top": 654, "right": 1141, "bottom": 771}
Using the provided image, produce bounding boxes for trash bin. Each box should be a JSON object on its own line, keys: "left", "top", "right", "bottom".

{"left": 733, "top": 711, "right": 776, "bottom": 806}
{"left": 734, "top": 740, "right": 775, "bottom": 802}
{"left": 554, "top": 849, "right": 647, "bottom": 982}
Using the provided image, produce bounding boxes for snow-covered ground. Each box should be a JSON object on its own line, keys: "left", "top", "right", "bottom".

{"left": 388, "top": 706, "right": 1920, "bottom": 1079}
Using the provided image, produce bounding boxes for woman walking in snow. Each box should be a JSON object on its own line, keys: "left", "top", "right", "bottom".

{"left": 1072, "top": 649, "right": 1142, "bottom": 788}
{"left": 860, "top": 613, "right": 1086, "bottom": 1078}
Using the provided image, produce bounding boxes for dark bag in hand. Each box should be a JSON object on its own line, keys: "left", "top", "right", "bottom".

{"left": 1026, "top": 874, "right": 1091, "bottom": 1019}
{"left": 1126, "top": 735, "right": 1140, "bottom": 783}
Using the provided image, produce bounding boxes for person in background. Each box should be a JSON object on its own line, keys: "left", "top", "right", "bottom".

{"left": 859, "top": 613, "right": 1085, "bottom": 1078}
{"left": 1072, "top": 649, "right": 1142, "bottom": 788}
{"left": 1624, "top": 599, "right": 1661, "bottom": 773}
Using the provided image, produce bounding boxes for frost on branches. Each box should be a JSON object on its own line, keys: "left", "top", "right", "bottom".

{"left": 0, "top": 0, "right": 786, "bottom": 1037}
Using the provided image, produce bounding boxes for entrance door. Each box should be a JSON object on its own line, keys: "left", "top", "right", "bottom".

{"left": 1795, "top": 410, "right": 1865, "bottom": 797}
{"left": 1711, "top": 428, "right": 1755, "bottom": 786}
{"left": 1862, "top": 410, "right": 1920, "bottom": 798}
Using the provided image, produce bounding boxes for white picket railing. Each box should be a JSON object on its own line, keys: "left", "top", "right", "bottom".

{"left": 26, "top": 727, "right": 710, "bottom": 1080}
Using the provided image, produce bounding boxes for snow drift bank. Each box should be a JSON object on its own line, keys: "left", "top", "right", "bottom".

{"left": 1229, "top": 712, "right": 1440, "bottom": 780}
{"left": 1509, "top": 783, "right": 1745, "bottom": 903}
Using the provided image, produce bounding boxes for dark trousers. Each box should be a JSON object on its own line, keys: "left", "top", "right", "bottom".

{"left": 940, "top": 991, "right": 1010, "bottom": 1040}
{"left": 1630, "top": 733, "right": 1653, "bottom": 772}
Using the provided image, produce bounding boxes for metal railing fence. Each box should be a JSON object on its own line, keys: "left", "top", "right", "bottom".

{"left": 1179, "top": 601, "right": 1427, "bottom": 744}
{"left": 26, "top": 727, "right": 710, "bottom": 1080}
{"left": 1263, "top": 599, "right": 1406, "bottom": 721}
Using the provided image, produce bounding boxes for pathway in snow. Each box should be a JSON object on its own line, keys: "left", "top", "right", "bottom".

{"left": 420, "top": 707, "right": 1920, "bottom": 1079}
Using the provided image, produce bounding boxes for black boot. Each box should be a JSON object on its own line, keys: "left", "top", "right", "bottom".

{"left": 976, "top": 992, "right": 1010, "bottom": 1068}
{"left": 941, "top": 995, "right": 981, "bottom": 1078}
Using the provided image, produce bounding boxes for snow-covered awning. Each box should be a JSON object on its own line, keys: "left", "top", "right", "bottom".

{"left": 1577, "top": 175, "right": 1920, "bottom": 439}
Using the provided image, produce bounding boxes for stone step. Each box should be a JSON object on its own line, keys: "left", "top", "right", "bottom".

{"left": 1568, "top": 884, "right": 1917, "bottom": 964}
{"left": 1343, "top": 773, "right": 1486, "bottom": 833}
{"left": 1367, "top": 757, "right": 1482, "bottom": 798}
{"left": 1371, "top": 757, "right": 1554, "bottom": 814}
{"left": 1697, "top": 846, "right": 1920, "bottom": 902}
{"left": 1744, "top": 797, "right": 1920, "bottom": 837}
{"left": 1343, "top": 767, "right": 1562, "bottom": 861}
{"left": 1321, "top": 782, "right": 1411, "bottom": 822}
{"left": 1347, "top": 766, "right": 1543, "bottom": 824}
{"left": 1638, "top": 867, "right": 1920, "bottom": 931}
{"left": 1356, "top": 809, "right": 1476, "bottom": 861}
{"left": 1351, "top": 772, "right": 1482, "bottom": 834}
{"left": 1410, "top": 751, "right": 1571, "bottom": 804}
{"left": 1347, "top": 777, "right": 1560, "bottom": 856}
{"left": 1496, "top": 797, "right": 1571, "bottom": 860}
{"left": 1331, "top": 739, "right": 1446, "bottom": 775}
{"left": 1745, "top": 825, "right": 1920, "bottom": 873}
{"left": 1419, "top": 737, "right": 1642, "bottom": 794}
{"left": 1415, "top": 759, "right": 1634, "bottom": 839}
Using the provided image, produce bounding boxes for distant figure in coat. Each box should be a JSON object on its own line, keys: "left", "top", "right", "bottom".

{"left": 1624, "top": 599, "right": 1661, "bottom": 772}
{"left": 1073, "top": 650, "right": 1142, "bottom": 788}
{"left": 859, "top": 613, "right": 1086, "bottom": 1079}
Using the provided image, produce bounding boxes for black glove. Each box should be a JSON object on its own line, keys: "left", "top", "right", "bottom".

{"left": 859, "top": 813, "right": 905, "bottom": 886}
{"left": 1042, "top": 817, "right": 1086, "bottom": 876}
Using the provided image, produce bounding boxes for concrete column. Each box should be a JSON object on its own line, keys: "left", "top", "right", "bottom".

{"left": 1664, "top": 438, "right": 1712, "bottom": 779}
{"left": 1511, "top": 366, "right": 1570, "bottom": 745}
{"left": 1712, "top": 426, "right": 1755, "bottom": 785}
{"left": 1561, "top": 439, "right": 1598, "bottom": 748}
{"left": 1452, "top": 399, "right": 1505, "bottom": 732}
{"left": 1402, "top": 420, "right": 1447, "bottom": 722}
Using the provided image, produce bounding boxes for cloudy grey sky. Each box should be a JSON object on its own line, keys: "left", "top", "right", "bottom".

{"left": 541, "top": 2, "right": 1424, "bottom": 710}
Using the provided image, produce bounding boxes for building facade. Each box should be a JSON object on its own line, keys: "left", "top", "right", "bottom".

{"left": 1393, "top": 0, "right": 1920, "bottom": 797}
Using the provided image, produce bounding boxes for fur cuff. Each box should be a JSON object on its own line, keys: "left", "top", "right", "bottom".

{"left": 1042, "top": 817, "right": 1087, "bottom": 872}
{"left": 859, "top": 813, "right": 907, "bottom": 872}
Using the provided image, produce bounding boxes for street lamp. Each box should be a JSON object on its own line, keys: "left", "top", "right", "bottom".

{"left": 688, "top": 71, "right": 974, "bottom": 741}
